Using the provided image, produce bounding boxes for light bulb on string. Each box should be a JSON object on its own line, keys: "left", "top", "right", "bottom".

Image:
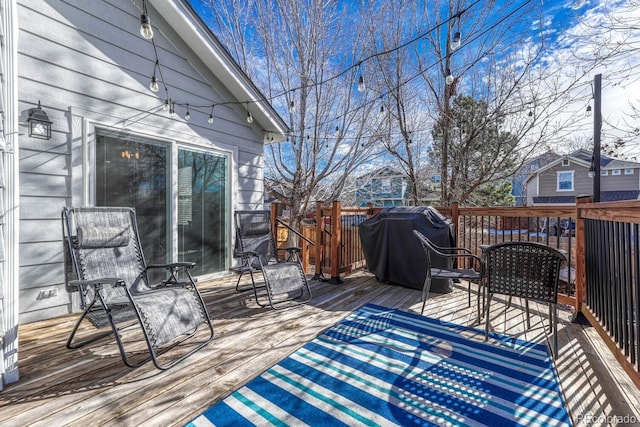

{"left": 379, "top": 104, "right": 385, "bottom": 116}
{"left": 163, "top": 99, "right": 170, "bottom": 112}
{"left": 357, "top": 75, "right": 366, "bottom": 92}
{"left": 586, "top": 104, "right": 592, "bottom": 116}
{"left": 289, "top": 100, "right": 296, "bottom": 112}
{"left": 140, "top": 14, "right": 153, "bottom": 40}
{"left": 185, "top": 104, "right": 190, "bottom": 121}
{"left": 246, "top": 103, "right": 254, "bottom": 123}
{"left": 451, "top": 31, "right": 462, "bottom": 50}
{"left": 208, "top": 105, "right": 215, "bottom": 124}
{"left": 445, "top": 68, "right": 454, "bottom": 85}
{"left": 149, "top": 75, "right": 159, "bottom": 93}
{"left": 170, "top": 100, "right": 175, "bottom": 117}
{"left": 149, "top": 60, "right": 159, "bottom": 92}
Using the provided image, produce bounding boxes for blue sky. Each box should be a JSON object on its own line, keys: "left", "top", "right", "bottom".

{"left": 189, "top": 0, "right": 640, "bottom": 157}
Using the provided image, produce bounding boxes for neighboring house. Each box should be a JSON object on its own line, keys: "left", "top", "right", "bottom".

{"left": 524, "top": 149, "right": 640, "bottom": 206}
{"left": 355, "top": 166, "right": 409, "bottom": 207}
{"left": 354, "top": 166, "right": 441, "bottom": 207}
{"left": 511, "top": 151, "right": 560, "bottom": 206}
{"left": 0, "top": 0, "right": 287, "bottom": 387}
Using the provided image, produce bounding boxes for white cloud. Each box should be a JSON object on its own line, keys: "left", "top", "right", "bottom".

{"left": 530, "top": 0, "right": 640, "bottom": 157}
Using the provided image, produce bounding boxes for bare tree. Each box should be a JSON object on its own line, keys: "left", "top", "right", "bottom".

{"left": 358, "top": 1, "right": 434, "bottom": 206}
{"left": 199, "top": 0, "right": 380, "bottom": 235}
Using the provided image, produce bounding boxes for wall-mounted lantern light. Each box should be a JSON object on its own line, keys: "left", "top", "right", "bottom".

{"left": 27, "top": 101, "right": 53, "bottom": 140}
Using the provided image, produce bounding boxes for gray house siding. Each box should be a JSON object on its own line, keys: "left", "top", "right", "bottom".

{"left": 601, "top": 169, "right": 638, "bottom": 191}
{"left": 15, "top": 0, "right": 276, "bottom": 323}
{"left": 536, "top": 162, "right": 592, "bottom": 199}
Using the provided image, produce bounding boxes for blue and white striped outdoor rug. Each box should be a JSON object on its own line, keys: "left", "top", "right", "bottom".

{"left": 187, "top": 304, "right": 571, "bottom": 426}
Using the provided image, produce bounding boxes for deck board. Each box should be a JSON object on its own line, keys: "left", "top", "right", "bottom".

{"left": 2, "top": 270, "right": 639, "bottom": 426}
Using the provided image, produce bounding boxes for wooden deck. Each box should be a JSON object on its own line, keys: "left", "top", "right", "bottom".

{"left": 2, "top": 270, "right": 640, "bottom": 426}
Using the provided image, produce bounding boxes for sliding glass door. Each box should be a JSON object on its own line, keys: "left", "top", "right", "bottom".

{"left": 95, "top": 133, "right": 169, "bottom": 265}
{"left": 177, "top": 148, "right": 227, "bottom": 276}
{"left": 95, "top": 132, "right": 228, "bottom": 276}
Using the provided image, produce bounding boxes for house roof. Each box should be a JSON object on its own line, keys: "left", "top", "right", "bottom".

{"left": 356, "top": 166, "right": 404, "bottom": 180}
{"left": 533, "top": 190, "right": 640, "bottom": 204}
{"left": 150, "top": 0, "right": 289, "bottom": 142}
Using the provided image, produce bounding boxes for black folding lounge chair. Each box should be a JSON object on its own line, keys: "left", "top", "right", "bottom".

{"left": 62, "top": 206, "right": 214, "bottom": 370}
{"left": 413, "top": 230, "right": 483, "bottom": 316}
{"left": 483, "top": 241, "right": 566, "bottom": 357}
{"left": 233, "top": 210, "right": 312, "bottom": 309}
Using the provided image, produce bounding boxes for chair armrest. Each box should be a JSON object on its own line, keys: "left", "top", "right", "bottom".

{"left": 429, "top": 241, "right": 473, "bottom": 255}
{"left": 457, "top": 253, "right": 483, "bottom": 271}
{"left": 146, "top": 262, "right": 196, "bottom": 271}
{"left": 276, "top": 246, "right": 301, "bottom": 253}
{"left": 68, "top": 278, "right": 125, "bottom": 292}
{"left": 235, "top": 250, "right": 259, "bottom": 258}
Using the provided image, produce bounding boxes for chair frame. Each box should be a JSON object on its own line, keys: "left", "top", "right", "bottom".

{"left": 413, "top": 230, "right": 483, "bottom": 316}
{"left": 233, "top": 210, "right": 312, "bottom": 309}
{"left": 482, "top": 241, "right": 566, "bottom": 357}
{"left": 62, "top": 206, "right": 214, "bottom": 370}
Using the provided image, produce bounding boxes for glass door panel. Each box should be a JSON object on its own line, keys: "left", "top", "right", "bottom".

{"left": 177, "top": 148, "right": 227, "bottom": 276}
{"left": 95, "top": 133, "right": 169, "bottom": 266}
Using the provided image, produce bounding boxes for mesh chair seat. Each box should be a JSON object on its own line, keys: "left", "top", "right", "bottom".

{"left": 483, "top": 241, "right": 566, "bottom": 357}
{"left": 62, "top": 206, "right": 214, "bottom": 370}
{"left": 234, "top": 210, "right": 312, "bottom": 309}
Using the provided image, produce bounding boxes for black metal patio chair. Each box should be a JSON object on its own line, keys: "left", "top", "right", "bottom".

{"left": 233, "top": 210, "right": 312, "bottom": 309}
{"left": 482, "top": 241, "right": 566, "bottom": 357}
{"left": 62, "top": 206, "right": 214, "bottom": 370}
{"left": 413, "top": 230, "right": 483, "bottom": 316}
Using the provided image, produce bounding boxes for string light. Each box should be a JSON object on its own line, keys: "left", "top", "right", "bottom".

{"left": 246, "top": 103, "right": 254, "bottom": 123}
{"left": 445, "top": 68, "right": 454, "bottom": 85}
{"left": 208, "top": 105, "right": 215, "bottom": 124}
{"left": 185, "top": 104, "right": 191, "bottom": 121}
{"left": 357, "top": 75, "right": 366, "bottom": 92}
{"left": 451, "top": 31, "right": 462, "bottom": 50}
{"left": 140, "top": 0, "right": 154, "bottom": 40}
{"left": 149, "top": 60, "right": 159, "bottom": 93}
{"left": 136, "top": 0, "right": 499, "bottom": 133}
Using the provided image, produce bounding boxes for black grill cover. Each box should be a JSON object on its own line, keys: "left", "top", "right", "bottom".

{"left": 359, "top": 206, "right": 455, "bottom": 292}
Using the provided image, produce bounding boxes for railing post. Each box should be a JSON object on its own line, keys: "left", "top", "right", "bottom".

{"left": 299, "top": 218, "right": 310, "bottom": 274}
{"left": 270, "top": 202, "right": 281, "bottom": 260}
{"left": 270, "top": 202, "right": 278, "bottom": 238}
{"left": 329, "top": 201, "right": 343, "bottom": 284}
{"left": 451, "top": 201, "right": 459, "bottom": 242}
{"left": 313, "top": 201, "right": 324, "bottom": 281}
{"left": 572, "top": 195, "right": 591, "bottom": 324}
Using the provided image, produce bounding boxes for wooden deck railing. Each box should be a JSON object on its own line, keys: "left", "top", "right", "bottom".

{"left": 270, "top": 199, "right": 640, "bottom": 388}
{"left": 575, "top": 196, "right": 640, "bottom": 389}
{"left": 448, "top": 203, "right": 578, "bottom": 307}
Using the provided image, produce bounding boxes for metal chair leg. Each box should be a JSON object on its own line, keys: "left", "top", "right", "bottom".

{"left": 420, "top": 276, "right": 432, "bottom": 315}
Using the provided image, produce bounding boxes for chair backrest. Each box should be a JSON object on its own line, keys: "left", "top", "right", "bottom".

{"left": 234, "top": 210, "right": 277, "bottom": 266}
{"left": 63, "top": 207, "right": 151, "bottom": 301}
{"left": 413, "top": 230, "right": 436, "bottom": 268}
{"left": 483, "top": 241, "right": 566, "bottom": 303}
